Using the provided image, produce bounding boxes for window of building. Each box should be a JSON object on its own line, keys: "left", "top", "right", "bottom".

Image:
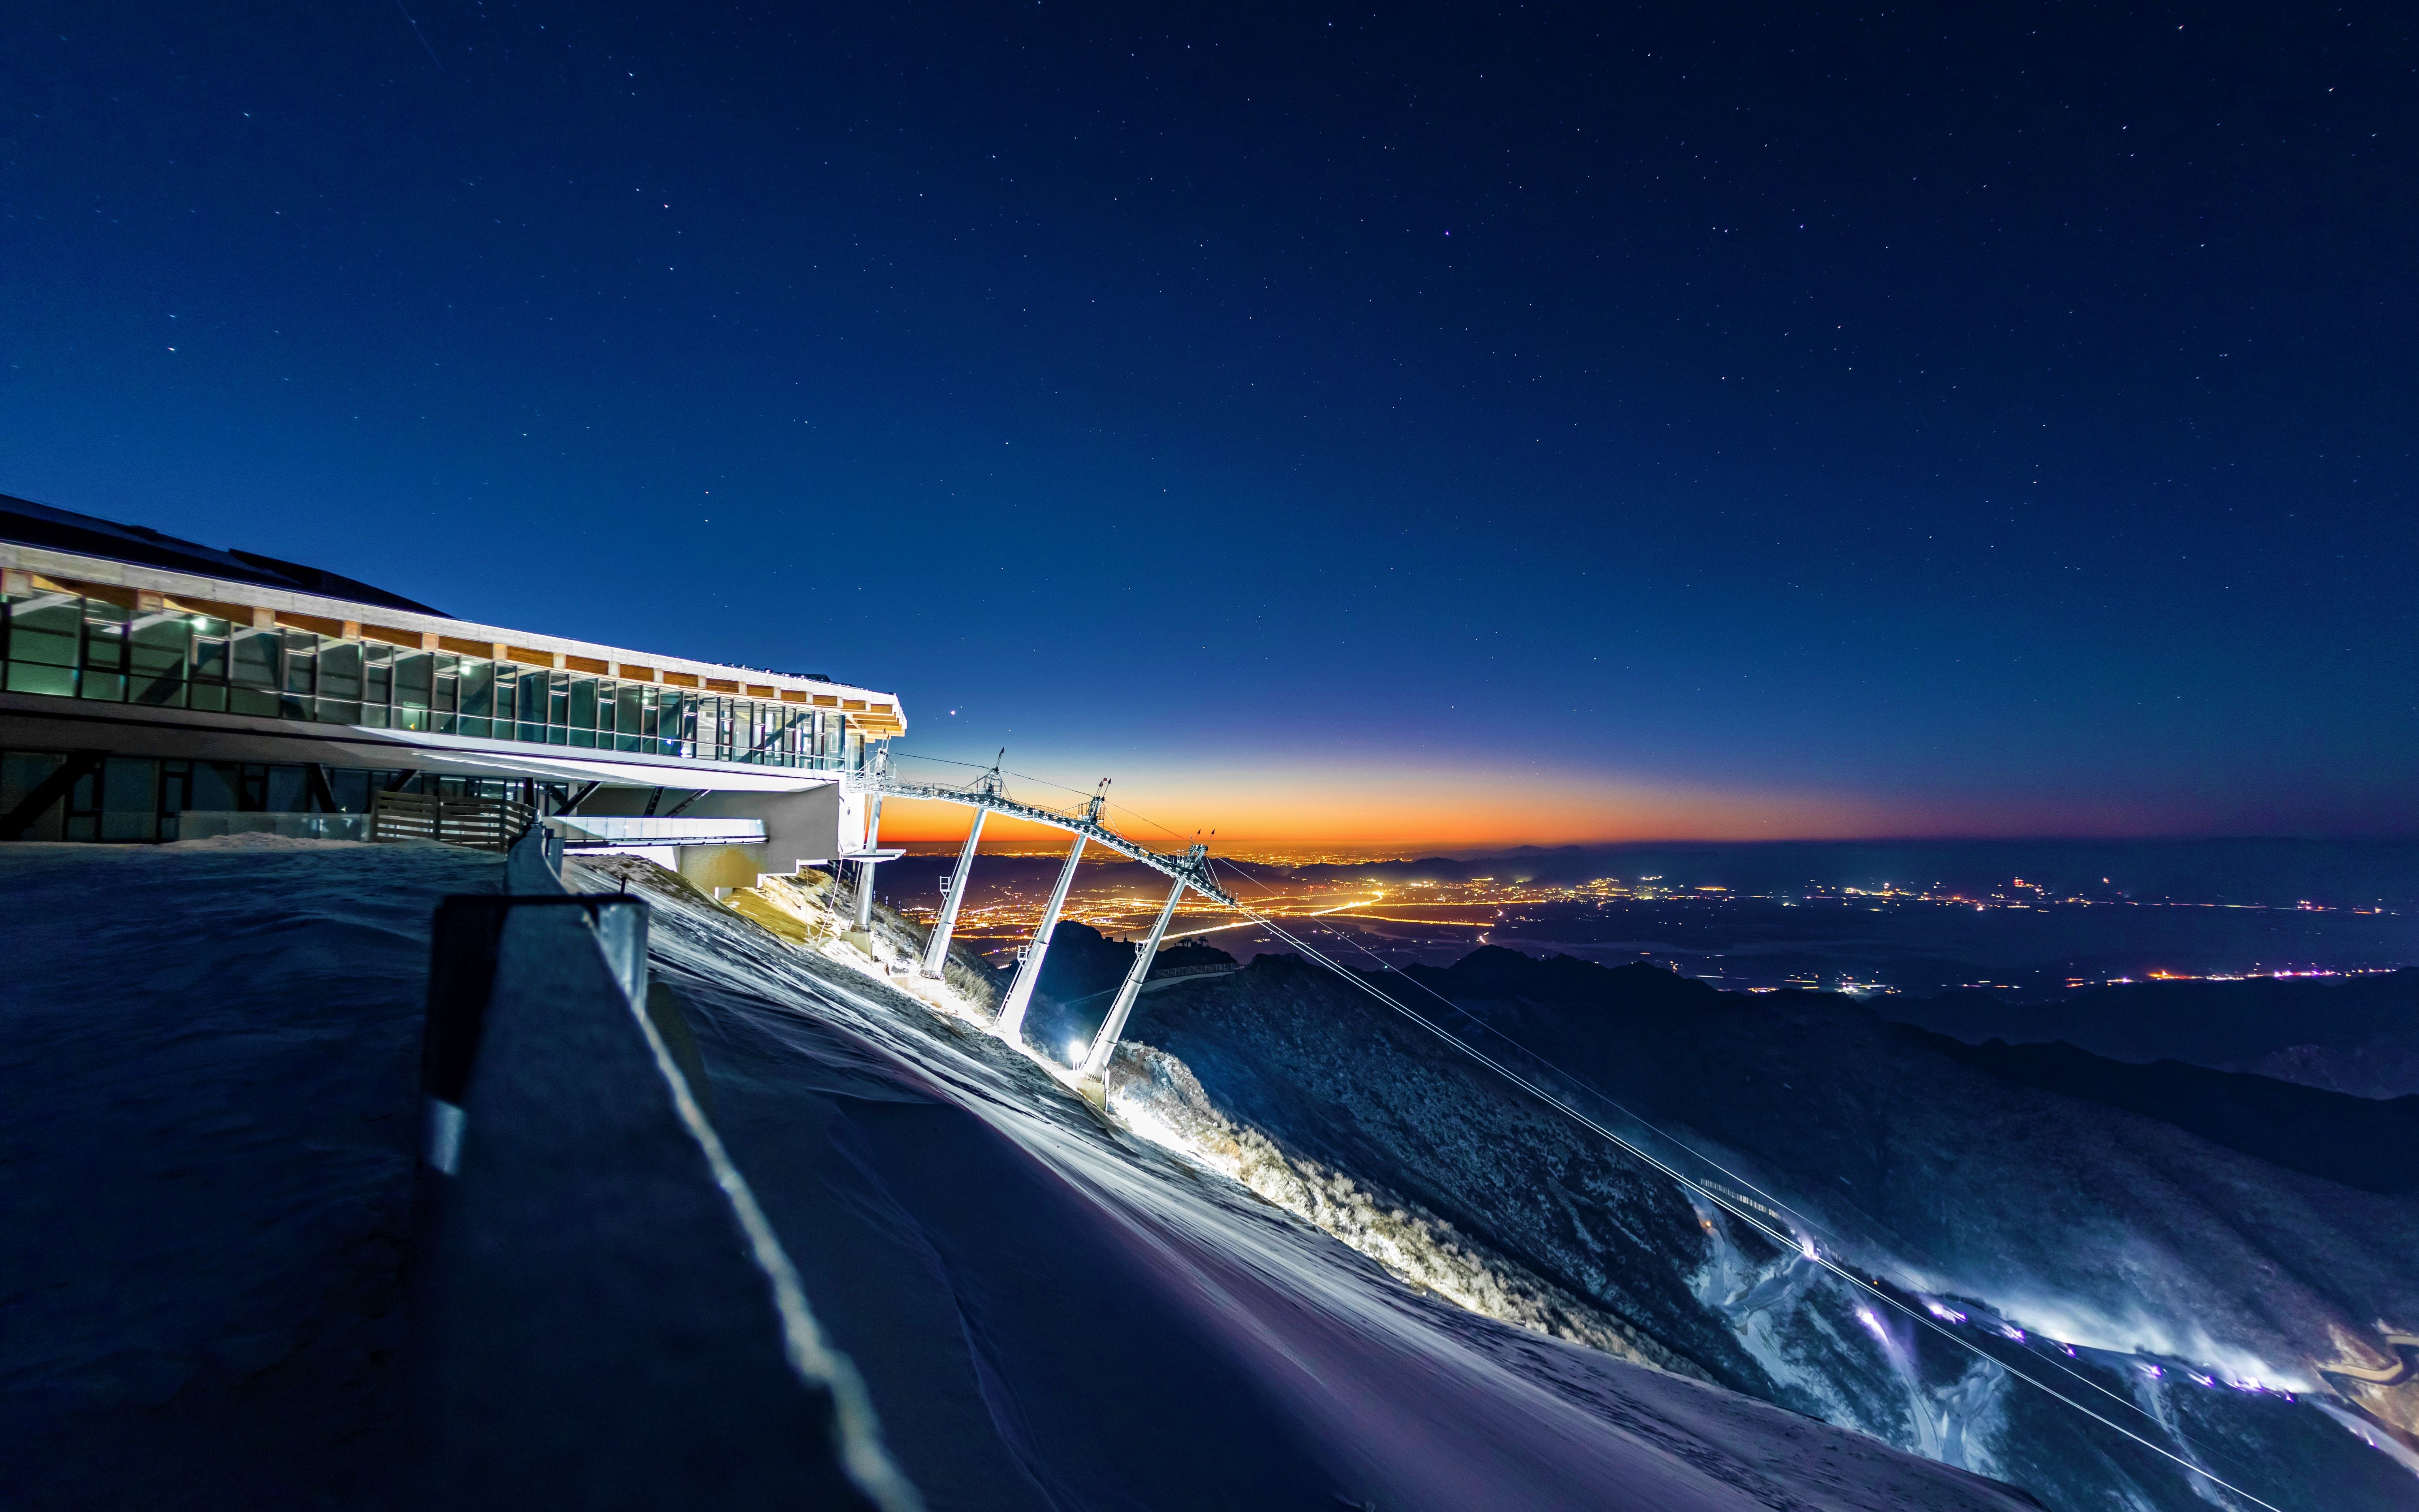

{"left": 3, "top": 588, "right": 873, "bottom": 776}
{"left": 4, "top": 593, "right": 81, "bottom": 696}
{"left": 79, "top": 598, "right": 130, "bottom": 702}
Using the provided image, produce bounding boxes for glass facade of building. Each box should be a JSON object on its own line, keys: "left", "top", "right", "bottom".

{"left": 0, "top": 751, "right": 529, "bottom": 844}
{"left": 1, "top": 588, "right": 873, "bottom": 771}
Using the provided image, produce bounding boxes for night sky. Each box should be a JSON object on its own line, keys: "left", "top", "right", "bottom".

{"left": 4, "top": 4, "right": 2412, "bottom": 844}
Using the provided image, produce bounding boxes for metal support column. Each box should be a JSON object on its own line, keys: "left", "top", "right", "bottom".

{"left": 920, "top": 809, "right": 987, "bottom": 976}
{"left": 991, "top": 833, "right": 1086, "bottom": 1045}
{"left": 853, "top": 793, "right": 885, "bottom": 932}
{"left": 1077, "top": 847, "right": 1200, "bottom": 1081}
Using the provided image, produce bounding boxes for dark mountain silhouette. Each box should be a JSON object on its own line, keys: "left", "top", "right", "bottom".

{"left": 1896, "top": 970, "right": 2419, "bottom": 1090}
{"left": 1894, "top": 1029, "right": 2419, "bottom": 1195}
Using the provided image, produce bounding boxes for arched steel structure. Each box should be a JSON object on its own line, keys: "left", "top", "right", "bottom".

{"left": 847, "top": 771, "right": 1234, "bottom": 906}
{"left": 843, "top": 757, "right": 1232, "bottom": 1078}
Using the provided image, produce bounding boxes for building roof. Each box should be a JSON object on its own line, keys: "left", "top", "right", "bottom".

{"left": 0, "top": 494, "right": 449, "bottom": 616}
{"left": 0, "top": 494, "right": 903, "bottom": 734}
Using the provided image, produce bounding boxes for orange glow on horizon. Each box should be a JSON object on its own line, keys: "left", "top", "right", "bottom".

{"left": 865, "top": 758, "right": 2179, "bottom": 849}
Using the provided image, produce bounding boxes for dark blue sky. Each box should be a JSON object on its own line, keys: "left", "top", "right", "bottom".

{"left": 5, "top": 3, "right": 2412, "bottom": 842}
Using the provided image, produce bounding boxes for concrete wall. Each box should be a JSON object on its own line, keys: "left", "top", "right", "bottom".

{"left": 570, "top": 780, "right": 864, "bottom": 877}
{"left": 687, "top": 783, "right": 855, "bottom": 873}
{"left": 412, "top": 889, "right": 911, "bottom": 1510}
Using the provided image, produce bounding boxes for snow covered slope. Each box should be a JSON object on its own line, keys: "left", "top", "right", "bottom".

{"left": 1114, "top": 947, "right": 2419, "bottom": 1511}
{"left": 3, "top": 842, "right": 2043, "bottom": 1511}
{"left": 619, "top": 857, "right": 2045, "bottom": 1512}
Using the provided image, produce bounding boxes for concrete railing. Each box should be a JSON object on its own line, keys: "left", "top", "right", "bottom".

{"left": 409, "top": 833, "right": 917, "bottom": 1510}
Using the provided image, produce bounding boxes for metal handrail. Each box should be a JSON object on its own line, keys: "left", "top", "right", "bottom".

{"left": 373, "top": 790, "right": 537, "bottom": 853}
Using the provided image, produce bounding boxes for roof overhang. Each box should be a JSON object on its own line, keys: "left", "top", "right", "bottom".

{"left": 1, "top": 539, "right": 905, "bottom": 735}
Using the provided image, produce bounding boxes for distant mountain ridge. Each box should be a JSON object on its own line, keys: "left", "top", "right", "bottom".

{"left": 1898, "top": 970, "right": 2419, "bottom": 1097}
{"left": 1894, "top": 1027, "right": 2419, "bottom": 1194}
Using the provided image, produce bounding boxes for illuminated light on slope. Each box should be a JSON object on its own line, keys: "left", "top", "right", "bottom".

{"left": 1992, "top": 1295, "right": 2318, "bottom": 1394}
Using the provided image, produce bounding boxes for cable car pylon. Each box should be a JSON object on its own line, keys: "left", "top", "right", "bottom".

{"left": 848, "top": 760, "right": 1230, "bottom": 1077}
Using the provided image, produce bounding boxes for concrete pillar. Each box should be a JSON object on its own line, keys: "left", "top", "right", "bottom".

{"left": 920, "top": 809, "right": 987, "bottom": 977}
{"left": 991, "top": 834, "right": 1085, "bottom": 1045}
{"left": 1078, "top": 864, "right": 1191, "bottom": 1081}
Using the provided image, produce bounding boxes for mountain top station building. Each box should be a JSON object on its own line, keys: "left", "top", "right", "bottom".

{"left": 0, "top": 495, "right": 902, "bottom": 885}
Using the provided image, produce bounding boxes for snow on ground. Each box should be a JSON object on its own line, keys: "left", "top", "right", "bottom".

{"left": 0, "top": 841, "right": 2050, "bottom": 1509}
{"left": 0, "top": 840, "right": 500, "bottom": 1511}
{"left": 591, "top": 852, "right": 2043, "bottom": 1512}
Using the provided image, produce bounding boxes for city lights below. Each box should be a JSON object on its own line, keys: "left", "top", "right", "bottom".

{"left": 882, "top": 847, "right": 2406, "bottom": 999}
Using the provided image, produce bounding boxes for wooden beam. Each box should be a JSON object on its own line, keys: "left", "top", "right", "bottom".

{"left": 276, "top": 610, "right": 347, "bottom": 638}
{"left": 163, "top": 593, "right": 259, "bottom": 625}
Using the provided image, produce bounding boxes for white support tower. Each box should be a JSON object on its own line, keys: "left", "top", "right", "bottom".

{"left": 992, "top": 786, "right": 1106, "bottom": 1045}
{"left": 852, "top": 790, "right": 886, "bottom": 932}
{"left": 1077, "top": 844, "right": 1203, "bottom": 1082}
{"left": 920, "top": 808, "right": 987, "bottom": 977}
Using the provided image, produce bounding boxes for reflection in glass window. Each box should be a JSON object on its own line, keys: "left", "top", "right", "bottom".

{"left": 457, "top": 660, "right": 492, "bottom": 738}
{"left": 395, "top": 651, "right": 431, "bottom": 709}
{"left": 189, "top": 618, "right": 230, "bottom": 711}
{"left": 616, "top": 685, "right": 643, "bottom": 752}
{"left": 79, "top": 599, "right": 129, "bottom": 702}
{"left": 232, "top": 629, "right": 280, "bottom": 688}
{"left": 281, "top": 631, "right": 319, "bottom": 693}
{"left": 6, "top": 594, "right": 83, "bottom": 696}
{"left": 318, "top": 640, "right": 362, "bottom": 700}
{"left": 230, "top": 629, "right": 280, "bottom": 717}
{"left": 316, "top": 640, "right": 361, "bottom": 724}
{"left": 365, "top": 644, "right": 392, "bottom": 702}
{"left": 128, "top": 612, "right": 188, "bottom": 707}
{"left": 569, "top": 676, "right": 597, "bottom": 744}
{"left": 517, "top": 670, "right": 546, "bottom": 742}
